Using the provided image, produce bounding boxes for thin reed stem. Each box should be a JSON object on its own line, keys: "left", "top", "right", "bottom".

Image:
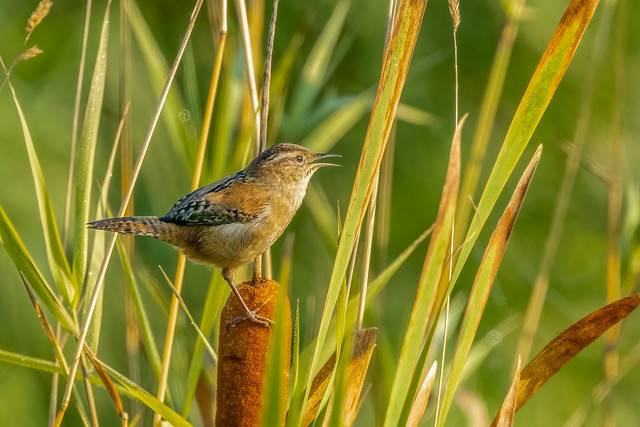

{"left": 58, "top": 2, "right": 205, "bottom": 424}
{"left": 153, "top": 1, "right": 227, "bottom": 424}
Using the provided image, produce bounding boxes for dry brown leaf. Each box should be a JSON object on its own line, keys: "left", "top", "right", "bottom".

{"left": 516, "top": 293, "right": 640, "bottom": 412}
{"left": 303, "top": 353, "right": 336, "bottom": 426}
{"left": 340, "top": 328, "right": 378, "bottom": 426}
{"left": 406, "top": 361, "right": 437, "bottom": 427}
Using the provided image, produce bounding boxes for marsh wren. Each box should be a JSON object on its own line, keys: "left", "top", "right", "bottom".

{"left": 89, "top": 143, "right": 340, "bottom": 327}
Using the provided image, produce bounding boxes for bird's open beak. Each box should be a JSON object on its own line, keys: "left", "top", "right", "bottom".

{"left": 312, "top": 152, "right": 342, "bottom": 168}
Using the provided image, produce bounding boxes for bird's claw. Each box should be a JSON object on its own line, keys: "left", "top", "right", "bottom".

{"left": 226, "top": 300, "right": 274, "bottom": 331}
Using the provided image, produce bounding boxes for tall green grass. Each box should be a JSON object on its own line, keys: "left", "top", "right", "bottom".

{"left": 0, "top": 0, "right": 638, "bottom": 425}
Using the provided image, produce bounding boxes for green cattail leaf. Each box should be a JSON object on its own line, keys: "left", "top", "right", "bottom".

{"left": 0, "top": 348, "right": 62, "bottom": 374}
{"left": 5, "top": 73, "right": 75, "bottom": 305}
{"left": 72, "top": 0, "right": 111, "bottom": 301}
{"left": 100, "top": 363, "right": 191, "bottom": 427}
{"left": 0, "top": 205, "right": 74, "bottom": 332}
{"left": 438, "top": 146, "right": 541, "bottom": 425}
{"left": 384, "top": 114, "right": 464, "bottom": 427}
{"left": 445, "top": 0, "right": 601, "bottom": 317}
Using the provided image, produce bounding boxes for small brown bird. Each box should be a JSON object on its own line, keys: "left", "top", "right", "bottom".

{"left": 89, "top": 143, "right": 340, "bottom": 327}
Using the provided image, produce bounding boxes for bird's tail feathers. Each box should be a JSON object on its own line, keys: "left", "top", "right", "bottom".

{"left": 88, "top": 216, "right": 162, "bottom": 237}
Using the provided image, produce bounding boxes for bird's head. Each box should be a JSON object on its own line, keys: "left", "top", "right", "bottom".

{"left": 249, "top": 143, "right": 341, "bottom": 188}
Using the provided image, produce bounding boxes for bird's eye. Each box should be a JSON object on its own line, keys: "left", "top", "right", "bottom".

{"left": 295, "top": 155, "right": 304, "bottom": 164}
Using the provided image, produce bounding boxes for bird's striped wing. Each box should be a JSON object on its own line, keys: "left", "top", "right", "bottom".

{"left": 160, "top": 174, "right": 269, "bottom": 226}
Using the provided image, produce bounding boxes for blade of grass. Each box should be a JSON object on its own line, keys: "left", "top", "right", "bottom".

{"left": 158, "top": 267, "right": 218, "bottom": 364}
{"left": 84, "top": 105, "right": 130, "bottom": 351}
{"left": 63, "top": 0, "right": 93, "bottom": 246}
{"left": 384, "top": 115, "right": 464, "bottom": 427}
{"left": 406, "top": 361, "right": 437, "bottom": 427}
{"left": 515, "top": 0, "right": 614, "bottom": 365}
{"left": 338, "top": 328, "right": 378, "bottom": 425}
{"left": 115, "top": 238, "right": 162, "bottom": 379}
{"left": 0, "top": 349, "right": 188, "bottom": 426}
{"left": 0, "top": 348, "right": 61, "bottom": 374}
{"left": 71, "top": 0, "right": 111, "bottom": 301}
{"left": 437, "top": 0, "right": 602, "bottom": 355}
{"left": 296, "top": 1, "right": 429, "bottom": 424}
{"left": 456, "top": 0, "right": 526, "bottom": 234}
{"left": 288, "top": 0, "right": 352, "bottom": 128}
{"left": 180, "top": 274, "right": 229, "bottom": 417}
{"left": 438, "top": 146, "right": 542, "bottom": 425}
{"left": 0, "top": 205, "right": 74, "bottom": 332}
{"left": 154, "top": 0, "right": 225, "bottom": 417}
{"left": 60, "top": 0, "right": 205, "bottom": 421}
{"left": 235, "top": 0, "right": 261, "bottom": 155}
{"left": 295, "top": 227, "right": 430, "bottom": 398}
{"left": 1, "top": 58, "right": 75, "bottom": 306}
{"left": 20, "top": 274, "right": 92, "bottom": 425}
{"left": 511, "top": 293, "right": 640, "bottom": 415}
{"left": 100, "top": 364, "right": 191, "bottom": 427}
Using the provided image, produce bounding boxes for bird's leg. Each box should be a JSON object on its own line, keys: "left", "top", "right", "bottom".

{"left": 221, "top": 267, "right": 273, "bottom": 329}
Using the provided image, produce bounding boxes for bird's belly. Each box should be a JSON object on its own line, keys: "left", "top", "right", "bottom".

{"left": 167, "top": 214, "right": 291, "bottom": 270}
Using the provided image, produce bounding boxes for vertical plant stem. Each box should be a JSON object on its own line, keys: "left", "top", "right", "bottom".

{"left": 356, "top": 172, "right": 378, "bottom": 331}
{"left": 436, "top": 3, "right": 460, "bottom": 423}
{"left": 259, "top": 0, "right": 279, "bottom": 153}
{"left": 58, "top": 2, "right": 204, "bottom": 424}
{"left": 235, "top": 0, "right": 265, "bottom": 279}
{"left": 119, "top": 0, "right": 141, "bottom": 420}
{"left": 153, "top": 1, "right": 227, "bottom": 424}
{"left": 235, "top": 0, "right": 261, "bottom": 153}
{"left": 356, "top": 0, "right": 397, "bottom": 333}
{"left": 604, "top": 2, "right": 624, "bottom": 423}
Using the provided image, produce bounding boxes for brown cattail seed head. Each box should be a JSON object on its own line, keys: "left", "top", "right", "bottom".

{"left": 26, "top": 0, "right": 52, "bottom": 34}
{"left": 216, "top": 278, "right": 291, "bottom": 427}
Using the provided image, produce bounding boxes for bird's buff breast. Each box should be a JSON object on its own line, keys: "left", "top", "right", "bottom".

{"left": 172, "top": 216, "right": 283, "bottom": 269}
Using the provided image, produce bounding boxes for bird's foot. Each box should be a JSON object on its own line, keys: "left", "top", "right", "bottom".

{"left": 227, "top": 300, "right": 274, "bottom": 331}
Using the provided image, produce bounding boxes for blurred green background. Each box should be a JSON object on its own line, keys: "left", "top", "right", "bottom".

{"left": 0, "top": 0, "right": 639, "bottom": 425}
